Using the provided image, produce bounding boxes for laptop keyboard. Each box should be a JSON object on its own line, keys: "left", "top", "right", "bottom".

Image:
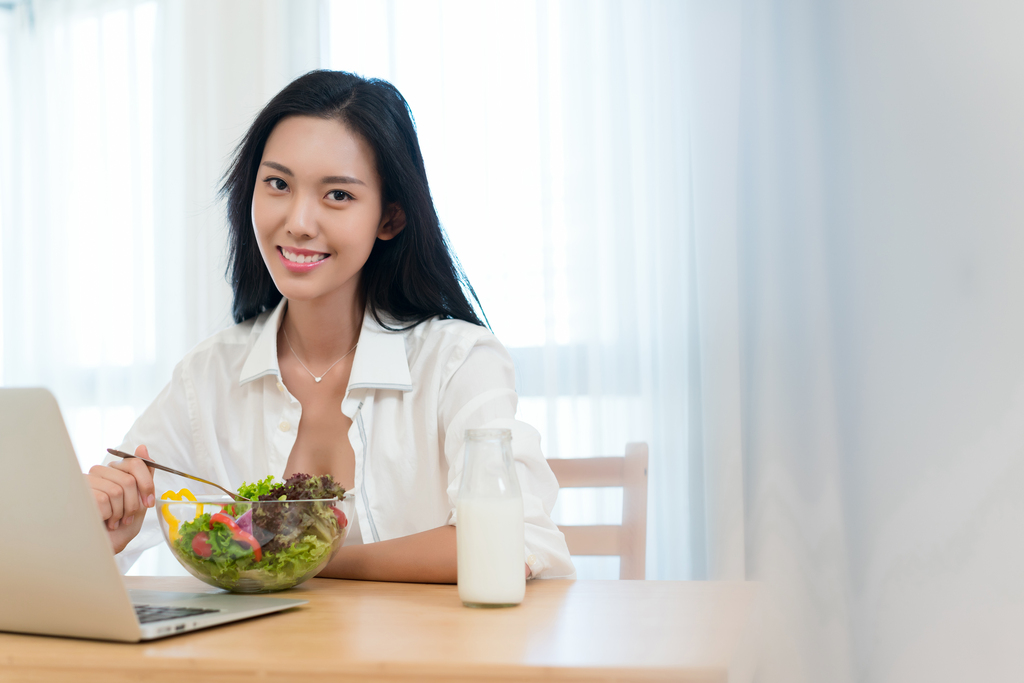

{"left": 134, "top": 604, "right": 221, "bottom": 624}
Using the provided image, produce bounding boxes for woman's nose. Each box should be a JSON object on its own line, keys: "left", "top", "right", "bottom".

{"left": 286, "top": 194, "right": 319, "bottom": 239}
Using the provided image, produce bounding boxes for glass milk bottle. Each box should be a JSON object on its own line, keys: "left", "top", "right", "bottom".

{"left": 456, "top": 428, "right": 526, "bottom": 607}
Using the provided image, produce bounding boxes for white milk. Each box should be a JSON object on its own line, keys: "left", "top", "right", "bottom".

{"left": 456, "top": 497, "right": 526, "bottom": 606}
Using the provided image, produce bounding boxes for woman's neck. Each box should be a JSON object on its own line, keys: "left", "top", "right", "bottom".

{"left": 280, "top": 289, "right": 364, "bottom": 365}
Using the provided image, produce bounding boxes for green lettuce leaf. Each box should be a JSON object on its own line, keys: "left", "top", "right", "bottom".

{"left": 236, "top": 475, "right": 278, "bottom": 500}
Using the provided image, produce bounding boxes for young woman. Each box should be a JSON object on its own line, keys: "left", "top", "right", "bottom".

{"left": 86, "top": 70, "right": 574, "bottom": 583}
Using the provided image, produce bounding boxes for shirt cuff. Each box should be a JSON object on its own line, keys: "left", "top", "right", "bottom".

{"left": 524, "top": 543, "right": 577, "bottom": 580}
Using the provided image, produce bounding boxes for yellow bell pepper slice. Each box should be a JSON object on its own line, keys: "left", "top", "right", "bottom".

{"left": 160, "top": 488, "right": 202, "bottom": 543}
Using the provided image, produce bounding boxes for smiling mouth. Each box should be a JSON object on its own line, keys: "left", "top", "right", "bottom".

{"left": 279, "top": 247, "right": 328, "bottom": 264}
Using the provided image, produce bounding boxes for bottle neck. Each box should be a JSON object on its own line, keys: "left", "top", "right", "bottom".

{"left": 460, "top": 432, "right": 521, "bottom": 499}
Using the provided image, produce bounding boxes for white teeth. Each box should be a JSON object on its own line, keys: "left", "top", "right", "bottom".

{"left": 282, "top": 249, "right": 326, "bottom": 264}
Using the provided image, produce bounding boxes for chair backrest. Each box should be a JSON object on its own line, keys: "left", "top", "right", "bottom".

{"left": 546, "top": 442, "right": 648, "bottom": 580}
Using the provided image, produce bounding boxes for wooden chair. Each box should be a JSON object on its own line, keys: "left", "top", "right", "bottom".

{"left": 546, "top": 442, "right": 649, "bottom": 580}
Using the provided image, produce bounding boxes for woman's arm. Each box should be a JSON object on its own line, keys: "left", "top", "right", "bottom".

{"left": 438, "top": 337, "right": 575, "bottom": 580}
{"left": 317, "top": 526, "right": 530, "bottom": 583}
{"left": 318, "top": 525, "right": 457, "bottom": 583}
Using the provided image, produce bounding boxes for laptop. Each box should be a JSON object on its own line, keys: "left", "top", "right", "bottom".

{"left": 0, "top": 387, "right": 307, "bottom": 642}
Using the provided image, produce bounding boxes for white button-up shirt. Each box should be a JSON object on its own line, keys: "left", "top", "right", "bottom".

{"left": 109, "top": 299, "right": 575, "bottom": 579}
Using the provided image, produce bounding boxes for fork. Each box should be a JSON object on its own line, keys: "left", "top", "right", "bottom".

{"left": 106, "top": 449, "right": 251, "bottom": 502}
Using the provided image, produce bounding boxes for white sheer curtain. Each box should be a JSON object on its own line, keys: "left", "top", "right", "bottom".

{"left": 0, "top": 0, "right": 322, "bottom": 575}
{"left": 1, "top": 0, "right": 163, "bottom": 473}
{"left": 326, "top": 0, "right": 694, "bottom": 581}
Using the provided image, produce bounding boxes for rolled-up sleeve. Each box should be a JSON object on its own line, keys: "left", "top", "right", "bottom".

{"left": 438, "top": 333, "right": 576, "bottom": 580}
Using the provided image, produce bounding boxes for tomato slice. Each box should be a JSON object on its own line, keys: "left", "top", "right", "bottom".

{"left": 191, "top": 532, "right": 212, "bottom": 558}
{"left": 331, "top": 506, "right": 348, "bottom": 529}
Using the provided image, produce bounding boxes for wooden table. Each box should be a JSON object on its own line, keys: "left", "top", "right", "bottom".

{"left": 0, "top": 576, "right": 760, "bottom": 683}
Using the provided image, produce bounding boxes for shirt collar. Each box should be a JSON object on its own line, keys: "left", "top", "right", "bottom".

{"left": 238, "top": 299, "right": 286, "bottom": 385}
{"left": 238, "top": 298, "right": 413, "bottom": 392}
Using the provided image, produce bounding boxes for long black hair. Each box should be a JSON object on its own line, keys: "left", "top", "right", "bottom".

{"left": 222, "top": 70, "right": 486, "bottom": 329}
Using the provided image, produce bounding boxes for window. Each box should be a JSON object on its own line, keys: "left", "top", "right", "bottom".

{"left": 326, "top": 1, "right": 676, "bottom": 579}
{"left": 1, "top": 2, "right": 158, "bottom": 469}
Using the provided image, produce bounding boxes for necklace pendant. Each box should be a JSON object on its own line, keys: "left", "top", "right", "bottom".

{"left": 315, "top": 376, "right": 322, "bottom": 383}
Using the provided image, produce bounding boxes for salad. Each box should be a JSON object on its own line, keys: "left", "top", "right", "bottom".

{"left": 169, "top": 473, "right": 347, "bottom": 592}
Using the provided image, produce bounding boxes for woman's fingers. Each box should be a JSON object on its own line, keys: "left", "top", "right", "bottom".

{"left": 86, "top": 470, "right": 125, "bottom": 528}
{"left": 132, "top": 444, "right": 157, "bottom": 507}
{"left": 85, "top": 444, "right": 158, "bottom": 538}
{"left": 83, "top": 444, "right": 158, "bottom": 550}
{"left": 90, "top": 484, "right": 112, "bottom": 521}
{"left": 100, "top": 463, "right": 142, "bottom": 520}
{"left": 110, "top": 449, "right": 156, "bottom": 510}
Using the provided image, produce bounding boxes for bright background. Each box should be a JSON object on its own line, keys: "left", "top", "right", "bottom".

{"left": 0, "top": 0, "right": 691, "bottom": 583}
{"left": 4, "top": 1, "right": 1024, "bottom": 681}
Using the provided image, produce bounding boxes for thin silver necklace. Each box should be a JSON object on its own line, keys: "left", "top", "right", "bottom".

{"left": 281, "top": 326, "right": 358, "bottom": 384}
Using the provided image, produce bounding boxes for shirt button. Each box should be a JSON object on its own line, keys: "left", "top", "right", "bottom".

{"left": 527, "top": 554, "right": 538, "bottom": 566}
{"left": 279, "top": 421, "right": 291, "bottom": 432}
{"left": 277, "top": 381, "right": 285, "bottom": 392}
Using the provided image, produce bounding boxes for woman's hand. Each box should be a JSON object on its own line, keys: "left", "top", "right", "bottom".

{"left": 85, "top": 444, "right": 156, "bottom": 553}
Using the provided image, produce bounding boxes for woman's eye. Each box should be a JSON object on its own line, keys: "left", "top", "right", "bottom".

{"left": 327, "top": 190, "right": 351, "bottom": 202}
{"left": 266, "top": 178, "right": 288, "bottom": 191}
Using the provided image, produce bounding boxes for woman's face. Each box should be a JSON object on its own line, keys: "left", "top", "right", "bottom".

{"left": 252, "top": 115, "right": 404, "bottom": 306}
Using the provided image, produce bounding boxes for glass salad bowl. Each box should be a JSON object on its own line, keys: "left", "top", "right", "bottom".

{"left": 157, "top": 493, "right": 353, "bottom": 593}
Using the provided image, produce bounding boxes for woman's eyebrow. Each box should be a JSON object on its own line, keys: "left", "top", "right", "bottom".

{"left": 261, "top": 161, "right": 293, "bottom": 176}
{"left": 321, "top": 174, "right": 366, "bottom": 186}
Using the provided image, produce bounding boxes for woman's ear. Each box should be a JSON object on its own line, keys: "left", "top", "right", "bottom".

{"left": 377, "top": 203, "right": 406, "bottom": 241}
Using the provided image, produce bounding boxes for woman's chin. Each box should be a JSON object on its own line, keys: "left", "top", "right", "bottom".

{"left": 271, "top": 276, "right": 356, "bottom": 306}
